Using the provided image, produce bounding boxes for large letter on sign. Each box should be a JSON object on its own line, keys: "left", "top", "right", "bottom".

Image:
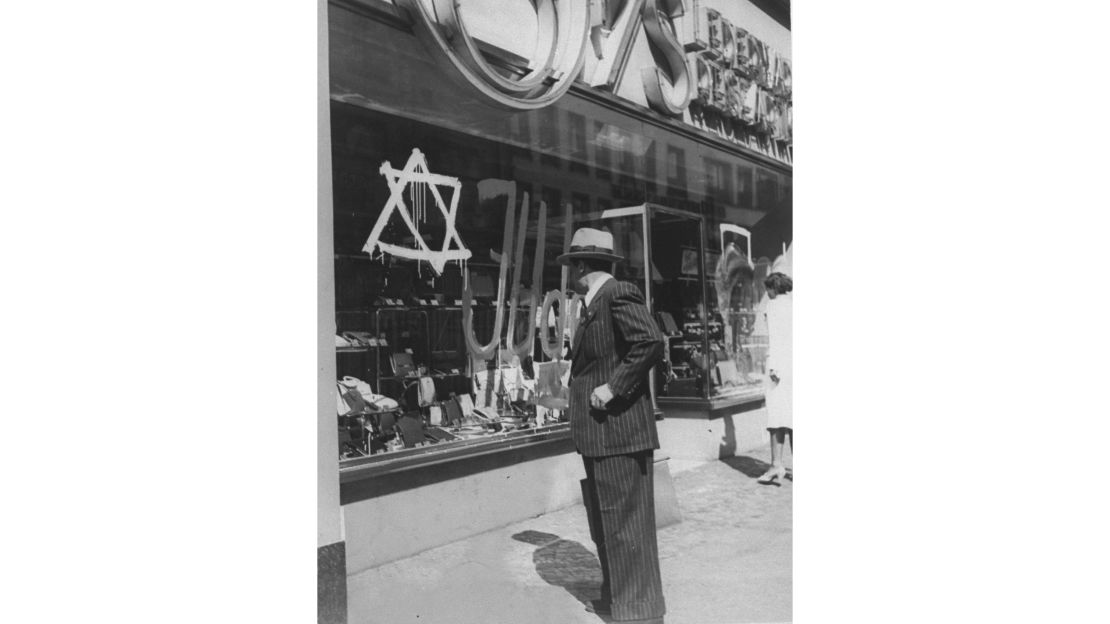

{"left": 396, "top": 0, "right": 591, "bottom": 110}
{"left": 641, "top": 0, "right": 692, "bottom": 116}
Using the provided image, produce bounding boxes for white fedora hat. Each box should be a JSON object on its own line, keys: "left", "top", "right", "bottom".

{"left": 556, "top": 228, "right": 624, "bottom": 264}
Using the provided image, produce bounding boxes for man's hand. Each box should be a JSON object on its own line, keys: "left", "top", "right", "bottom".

{"left": 590, "top": 384, "right": 615, "bottom": 410}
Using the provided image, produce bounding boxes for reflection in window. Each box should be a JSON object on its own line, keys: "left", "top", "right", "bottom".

{"left": 571, "top": 192, "right": 590, "bottom": 216}
{"left": 641, "top": 139, "right": 658, "bottom": 197}
{"left": 568, "top": 112, "right": 588, "bottom": 174}
{"left": 542, "top": 187, "right": 562, "bottom": 219}
{"left": 704, "top": 157, "right": 733, "bottom": 206}
{"left": 540, "top": 107, "right": 560, "bottom": 167}
{"left": 594, "top": 121, "right": 611, "bottom": 180}
{"left": 596, "top": 197, "right": 612, "bottom": 218}
{"left": 615, "top": 131, "right": 639, "bottom": 203}
{"left": 513, "top": 114, "right": 532, "bottom": 151}
{"left": 517, "top": 181, "right": 534, "bottom": 207}
{"left": 756, "top": 170, "right": 777, "bottom": 211}
{"left": 666, "top": 145, "right": 686, "bottom": 199}
{"left": 736, "top": 164, "right": 754, "bottom": 208}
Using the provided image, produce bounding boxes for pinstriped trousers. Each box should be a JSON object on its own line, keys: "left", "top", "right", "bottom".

{"left": 582, "top": 451, "right": 666, "bottom": 621}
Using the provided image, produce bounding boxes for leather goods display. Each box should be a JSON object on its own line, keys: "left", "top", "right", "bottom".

{"left": 396, "top": 413, "right": 425, "bottom": 448}
{"left": 655, "top": 311, "right": 681, "bottom": 336}
{"left": 683, "top": 321, "right": 704, "bottom": 341}
{"left": 424, "top": 427, "right": 458, "bottom": 442}
{"left": 474, "top": 365, "right": 534, "bottom": 407}
{"left": 473, "top": 366, "right": 499, "bottom": 409}
{"left": 715, "top": 360, "right": 742, "bottom": 387}
{"left": 710, "top": 346, "right": 729, "bottom": 363}
{"left": 428, "top": 404, "right": 443, "bottom": 425}
{"left": 378, "top": 410, "right": 396, "bottom": 433}
{"left": 336, "top": 382, "right": 368, "bottom": 416}
{"left": 472, "top": 407, "right": 499, "bottom": 422}
{"left": 390, "top": 352, "right": 417, "bottom": 378}
{"left": 534, "top": 360, "right": 570, "bottom": 410}
{"left": 338, "top": 376, "right": 399, "bottom": 411}
{"left": 417, "top": 376, "right": 437, "bottom": 406}
{"left": 457, "top": 393, "right": 475, "bottom": 418}
{"left": 342, "top": 331, "right": 377, "bottom": 347}
{"left": 443, "top": 397, "right": 464, "bottom": 425}
{"left": 667, "top": 377, "right": 699, "bottom": 396}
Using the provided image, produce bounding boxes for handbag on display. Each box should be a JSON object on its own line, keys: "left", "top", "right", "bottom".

{"left": 716, "top": 360, "right": 742, "bottom": 387}
{"left": 457, "top": 393, "right": 475, "bottom": 418}
{"left": 710, "top": 346, "right": 729, "bottom": 363}
{"left": 391, "top": 352, "right": 417, "bottom": 378}
{"left": 428, "top": 404, "right": 444, "bottom": 426}
{"left": 339, "top": 376, "right": 399, "bottom": 412}
{"left": 442, "top": 397, "right": 464, "bottom": 425}
{"left": 472, "top": 366, "right": 500, "bottom": 408}
{"left": 378, "top": 410, "right": 397, "bottom": 433}
{"left": 655, "top": 311, "right": 681, "bottom": 336}
{"left": 498, "top": 365, "right": 534, "bottom": 403}
{"left": 336, "top": 382, "right": 368, "bottom": 416}
{"left": 534, "top": 360, "right": 570, "bottom": 410}
{"left": 342, "top": 331, "right": 376, "bottom": 347}
{"left": 396, "top": 413, "right": 426, "bottom": 448}
{"left": 417, "top": 376, "right": 437, "bottom": 406}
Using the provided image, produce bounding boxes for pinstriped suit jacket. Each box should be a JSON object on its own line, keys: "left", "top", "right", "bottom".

{"left": 568, "top": 278, "right": 665, "bottom": 457}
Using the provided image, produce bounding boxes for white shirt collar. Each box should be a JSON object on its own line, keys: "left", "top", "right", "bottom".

{"left": 584, "top": 272, "right": 613, "bottom": 308}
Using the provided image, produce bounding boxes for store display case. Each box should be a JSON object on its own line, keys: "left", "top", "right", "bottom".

{"left": 601, "top": 204, "right": 768, "bottom": 409}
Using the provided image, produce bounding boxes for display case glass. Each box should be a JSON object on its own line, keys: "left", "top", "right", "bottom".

{"left": 600, "top": 205, "right": 711, "bottom": 401}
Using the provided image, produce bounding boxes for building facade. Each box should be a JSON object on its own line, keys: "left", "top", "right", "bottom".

{"left": 319, "top": 1, "right": 791, "bottom": 620}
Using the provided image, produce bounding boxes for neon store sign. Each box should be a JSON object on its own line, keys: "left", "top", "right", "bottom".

{"left": 393, "top": 0, "right": 790, "bottom": 122}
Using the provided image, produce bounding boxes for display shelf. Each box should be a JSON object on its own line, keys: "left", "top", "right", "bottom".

{"left": 339, "top": 423, "right": 571, "bottom": 483}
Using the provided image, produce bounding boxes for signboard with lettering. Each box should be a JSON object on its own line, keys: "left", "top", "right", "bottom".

{"left": 393, "top": 0, "right": 791, "bottom": 163}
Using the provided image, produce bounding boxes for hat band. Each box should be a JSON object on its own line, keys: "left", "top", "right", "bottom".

{"left": 568, "top": 244, "right": 616, "bottom": 255}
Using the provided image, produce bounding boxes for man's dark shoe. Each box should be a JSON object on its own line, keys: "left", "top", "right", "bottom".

{"left": 584, "top": 599, "right": 611, "bottom": 614}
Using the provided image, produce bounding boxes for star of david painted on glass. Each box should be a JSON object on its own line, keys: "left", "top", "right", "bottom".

{"left": 362, "top": 148, "right": 471, "bottom": 275}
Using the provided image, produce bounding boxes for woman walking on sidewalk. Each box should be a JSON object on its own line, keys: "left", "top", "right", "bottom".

{"left": 758, "top": 253, "right": 793, "bottom": 485}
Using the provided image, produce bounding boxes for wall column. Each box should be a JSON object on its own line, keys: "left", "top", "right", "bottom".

{"left": 318, "top": 0, "right": 345, "bottom": 622}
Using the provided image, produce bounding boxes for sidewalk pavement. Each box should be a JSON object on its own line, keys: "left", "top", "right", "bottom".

{"left": 347, "top": 446, "right": 792, "bottom": 624}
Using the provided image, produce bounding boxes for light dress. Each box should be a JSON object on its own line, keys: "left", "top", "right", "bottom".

{"left": 763, "top": 294, "right": 792, "bottom": 429}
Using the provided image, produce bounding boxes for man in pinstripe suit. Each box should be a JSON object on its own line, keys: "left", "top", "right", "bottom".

{"left": 558, "top": 228, "right": 666, "bottom": 624}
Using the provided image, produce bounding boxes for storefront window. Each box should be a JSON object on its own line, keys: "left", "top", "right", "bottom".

{"left": 332, "top": 104, "right": 573, "bottom": 461}
{"left": 330, "top": 40, "right": 791, "bottom": 459}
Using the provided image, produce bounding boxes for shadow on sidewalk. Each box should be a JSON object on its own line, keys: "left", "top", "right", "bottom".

{"left": 512, "top": 530, "right": 607, "bottom": 618}
{"left": 721, "top": 455, "right": 771, "bottom": 478}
